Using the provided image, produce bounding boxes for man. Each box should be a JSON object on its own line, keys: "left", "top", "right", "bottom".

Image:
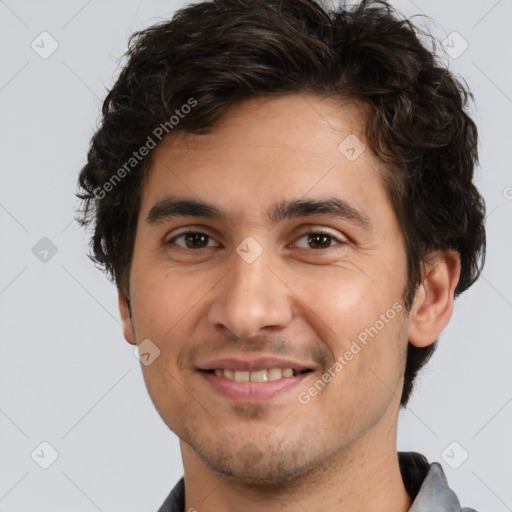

{"left": 77, "top": 0, "right": 485, "bottom": 510}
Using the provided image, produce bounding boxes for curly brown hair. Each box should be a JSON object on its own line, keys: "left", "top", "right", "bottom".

{"left": 77, "top": 0, "right": 486, "bottom": 408}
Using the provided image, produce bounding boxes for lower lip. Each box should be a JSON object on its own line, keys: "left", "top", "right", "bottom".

{"left": 199, "top": 371, "right": 312, "bottom": 402}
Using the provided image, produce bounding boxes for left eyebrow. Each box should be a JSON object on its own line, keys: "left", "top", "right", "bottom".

{"left": 267, "top": 198, "right": 372, "bottom": 230}
{"left": 145, "top": 196, "right": 372, "bottom": 231}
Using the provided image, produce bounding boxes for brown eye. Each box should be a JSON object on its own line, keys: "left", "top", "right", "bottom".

{"left": 295, "top": 231, "right": 345, "bottom": 250}
{"left": 169, "top": 232, "right": 218, "bottom": 249}
{"left": 307, "top": 233, "right": 332, "bottom": 249}
{"left": 184, "top": 233, "right": 209, "bottom": 248}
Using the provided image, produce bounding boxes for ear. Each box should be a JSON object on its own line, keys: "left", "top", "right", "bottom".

{"left": 407, "top": 249, "right": 461, "bottom": 348}
{"left": 118, "top": 289, "right": 137, "bottom": 345}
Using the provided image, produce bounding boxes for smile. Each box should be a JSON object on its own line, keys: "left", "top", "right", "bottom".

{"left": 199, "top": 367, "right": 314, "bottom": 401}
{"left": 207, "top": 368, "right": 311, "bottom": 382}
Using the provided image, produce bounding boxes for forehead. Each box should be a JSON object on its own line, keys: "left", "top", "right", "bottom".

{"left": 140, "top": 93, "right": 390, "bottom": 225}
{"left": 152, "top": 93, "right": 369, "bottom": 161}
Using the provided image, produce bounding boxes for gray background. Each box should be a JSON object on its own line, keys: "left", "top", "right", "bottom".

{"left": 0, "top": 0, "right": 511, "bottom": 510}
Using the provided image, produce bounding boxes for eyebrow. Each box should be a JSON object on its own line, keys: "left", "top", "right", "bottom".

{"left": 146, "top": 197, "right": 227, "bottom": 225}
{"left": 146, "top": 196, "right": 371, "bottom": 230}
{"left": 268, "top": 198, "right": 371, "bottom": 229}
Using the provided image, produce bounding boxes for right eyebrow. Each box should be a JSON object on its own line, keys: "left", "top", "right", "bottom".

{"left": 146, "top": 197, "right": 227, "bottom": 226}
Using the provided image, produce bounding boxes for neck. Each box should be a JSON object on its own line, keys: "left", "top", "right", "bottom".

{"left": 180, "top": 425, "right": 412, "bottom": 512}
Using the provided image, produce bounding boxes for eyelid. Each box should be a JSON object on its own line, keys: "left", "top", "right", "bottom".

{"left": 165, "top": 226, "right": 221, "bottom": 246}
{"left": 292, "top": 225, "right": 348, "bottom": 241}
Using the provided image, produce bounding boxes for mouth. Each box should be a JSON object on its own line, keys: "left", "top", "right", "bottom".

{"left": 201, "top": 368, "right": 312, "bottom": 382}
{"left": 196, "top": 357, "right": 316, "bottom": 401}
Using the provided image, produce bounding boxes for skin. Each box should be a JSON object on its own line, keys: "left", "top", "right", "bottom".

{"left": 119, "top": 93, "right": 460, "bottom": 512}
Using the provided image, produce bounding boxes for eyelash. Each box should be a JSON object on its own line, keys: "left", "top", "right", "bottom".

{"left": 166, "top": 230, "right": 347, "bottom": 250}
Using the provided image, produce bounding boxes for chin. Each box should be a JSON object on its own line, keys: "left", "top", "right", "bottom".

{"left": 185, "top": 431, "right": 331, "bottom": 487}
{"left": 203, "top": 456, "right": 312, "bottom": 486}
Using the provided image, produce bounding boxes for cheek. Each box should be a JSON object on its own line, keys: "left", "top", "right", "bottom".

{"left": 291, "top": 269, "right": 407, "bottom": 391}
{"left": 293, "top": 268, "right": 402, "bottom": 344}
{"left": 130, "top": 270, "right": 202, "bottom": 421}
{"left": 130, "top": 263, "right": 205, "bottom": 332}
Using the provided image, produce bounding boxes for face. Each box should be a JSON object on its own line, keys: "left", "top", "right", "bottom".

{"left": 122, "top": 94, "right": 413, "bottom": 483}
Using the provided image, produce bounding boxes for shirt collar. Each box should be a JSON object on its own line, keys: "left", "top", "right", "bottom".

{"left": 408, "top": 460, "right": 465, "bottom": 511}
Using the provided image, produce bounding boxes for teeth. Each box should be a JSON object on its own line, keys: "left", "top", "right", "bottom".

{"left": 267, "top": 368, "right": 283, "bottom": 381}
{"left": 213, "top": 368, "right": 302, "bottom": 382}
{"left": 234, "top": 370, "right": 250, "bottom": 382}
{"left": 250, "top": 370, "right": 268, "bottom": 382}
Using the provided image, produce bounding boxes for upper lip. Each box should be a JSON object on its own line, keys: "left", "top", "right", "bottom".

{"left": 197, "top": 356, "right": 315, "bottom": 372}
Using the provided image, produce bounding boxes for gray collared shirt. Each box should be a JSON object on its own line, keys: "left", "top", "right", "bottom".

{"left": 157, "top": 452, "right": 479, "bottom": 511}
{"left": 408, "top": 460, "right": 478, "bottom": 512}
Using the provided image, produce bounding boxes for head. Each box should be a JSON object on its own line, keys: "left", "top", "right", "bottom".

{"left": 78, "top": 0, "right": 485, "bottom": 483}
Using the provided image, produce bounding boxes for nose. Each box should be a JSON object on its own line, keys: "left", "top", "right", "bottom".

{"left": 207, "top": 247, "right": 293, "bottom": 339}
